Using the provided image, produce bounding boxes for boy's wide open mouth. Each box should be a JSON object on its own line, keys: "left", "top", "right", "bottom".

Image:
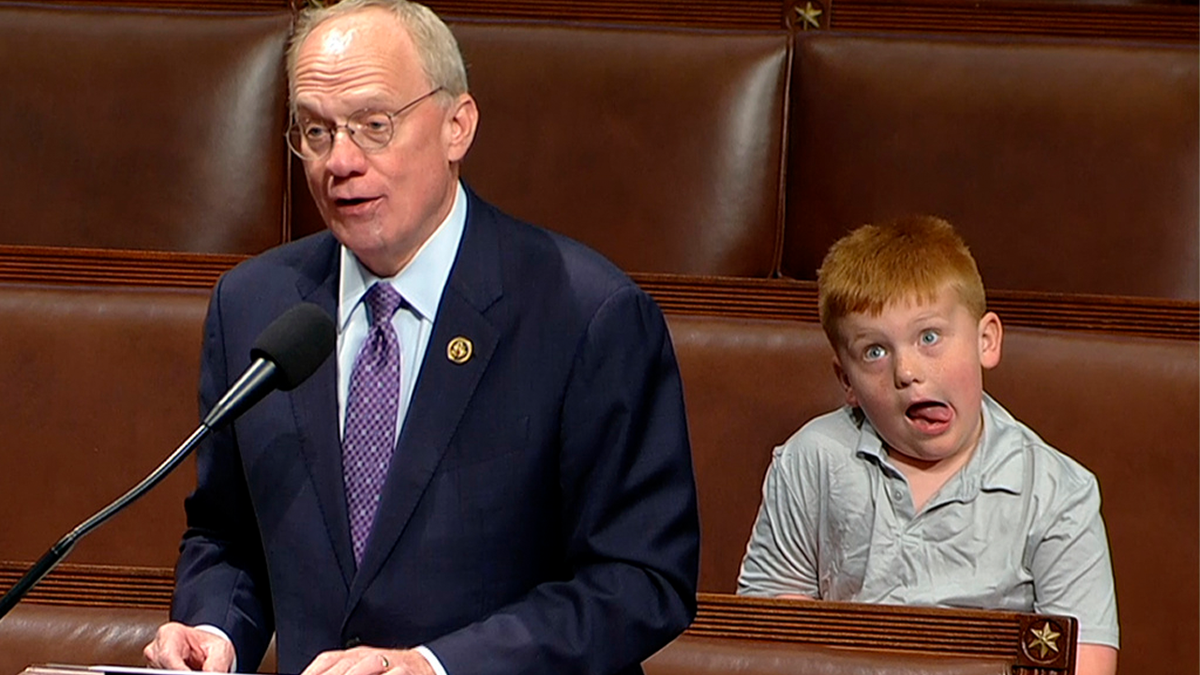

{"left": 905, "top": 401, "right": 952, "bottom": 433}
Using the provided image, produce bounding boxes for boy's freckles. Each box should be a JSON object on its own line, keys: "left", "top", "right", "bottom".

{"left": 832, "top": 284, "right": 1001, "bottom": 467}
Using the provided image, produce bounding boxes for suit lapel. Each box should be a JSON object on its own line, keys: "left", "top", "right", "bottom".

{"left": 346, "top": 190, "right": 505, "bottom": 608}
{"left": 288, "top": 234, "right": 358, "bottom": 588}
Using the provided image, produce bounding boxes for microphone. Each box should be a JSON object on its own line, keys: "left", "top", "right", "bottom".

{"left": 204, "top": 302, "right": 336, "bottom": 430}
{"left": 0, "top": 302, "right": 335, "bottom": 621}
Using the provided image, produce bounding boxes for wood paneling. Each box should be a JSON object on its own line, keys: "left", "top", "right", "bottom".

{"left": 0, "top": 247, "right": 1192, "bottom": 341}
{"left": 428, "top": 0, "right": 786, "bottom": 28}
{"left": 812, "top": 0, "right": 1199, "bottom": 41}
{"left": 12, "top": 0, "right": 288, "bottom": 8}
{"left": 638, "top": 275, "right": 1199, "bottom": 341}
{"left": 0, "top": 246, "right": 244, "bottom": 290}
{"left": 8, "top": 0, "right": 1196, "bottom": 43}
{"left": 0, "top": 562, "right": 172, "bottom": 609}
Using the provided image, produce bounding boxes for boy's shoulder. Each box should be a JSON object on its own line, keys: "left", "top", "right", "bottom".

{"left": 981, "top": 394, "right": 1100, "bottom": 498}
{"left": 774, "top": 406, "right": 871, "bottom": 472}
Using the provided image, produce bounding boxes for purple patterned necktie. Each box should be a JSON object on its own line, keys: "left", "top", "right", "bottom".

{"left": 343, "top": 282, "right": 404, "bottom": 565}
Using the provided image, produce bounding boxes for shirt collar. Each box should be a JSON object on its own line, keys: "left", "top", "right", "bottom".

{"left": 971, "top": 393, "right": 1025, "bottom": 495}
{"left": 337, "top": 181, "right": 467, "bottom": 332}
{"left": 853, "top": 408, "right": 889, "bottom": 465}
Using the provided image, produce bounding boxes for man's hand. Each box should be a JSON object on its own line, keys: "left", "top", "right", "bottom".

{"left": 144, "top": 622, "right": 236, "bottom": 672}
{"left": 301, "top": 647, "right": 435, "bottom": 675}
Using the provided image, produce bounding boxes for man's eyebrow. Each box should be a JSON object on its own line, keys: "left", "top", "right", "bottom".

{"left": 293, "top": 98, "right": 397, "bottom": 118}
{"left": 292, "top": 105, "right": 323, "bottom": 119}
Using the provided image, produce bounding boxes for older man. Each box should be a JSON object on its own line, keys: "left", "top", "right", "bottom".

{"left": 144, "top": 2, "right": 699, "bottom": 674}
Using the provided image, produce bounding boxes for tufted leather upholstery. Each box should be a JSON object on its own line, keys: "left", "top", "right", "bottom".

{"left": 0, "top": 604, "right": 280, "bottom": 674}
{"left": 454, "top": 21, "right": 789, "bottom": 277}
{"left": 0, "top": 284, "right": 207, "bottom": 568}
{"left": 295, "top": 20, "right": 791, "bottom": 277}
{"left": 0, "top": 3, "right": 290, "bottom": 254}
{"left": 987, "top": 327, "right": 1199, "bottom": 672}
{"left": 667, "top": 314, "right": 845, "bottom": 591}
{"left": 782, "top": 32, "right": 1199, "bottom": 300}
{"left": 0, "top": 604, "right": 164, "bottom": 675}
{"left": 317, "top": 19, "right": 787, "bottom": 280}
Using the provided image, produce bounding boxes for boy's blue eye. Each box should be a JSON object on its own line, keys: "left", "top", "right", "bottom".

{"left": 920, "top": 330, "right": 940, "bottom": 346}
{"left": 864, "top": 345, "right": 886, "bottom": 361}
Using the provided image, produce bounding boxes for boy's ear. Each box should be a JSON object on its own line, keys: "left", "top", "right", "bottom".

{"left": 832, "top": 354, "right": 860, "bottom": 407}
{"left": 978, "top": 311, "right": 1003, "bottom": 370}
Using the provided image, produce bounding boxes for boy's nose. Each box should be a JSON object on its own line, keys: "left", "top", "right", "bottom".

{"left": 893, "top": 351, "right": 923, "bottom": 387}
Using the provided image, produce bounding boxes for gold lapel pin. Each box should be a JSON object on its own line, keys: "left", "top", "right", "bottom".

{"left": 447, "top": 336, "right": 473, "bottom": 364}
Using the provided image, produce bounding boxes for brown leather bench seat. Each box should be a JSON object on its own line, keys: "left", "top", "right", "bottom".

{"left": 0, "top": 284, "right": 208, "bottom": 570}
{"left": 0, "top": 605, "right": 163, "bottom": 675}
{"left": 783, "top": 31, "right": 1199, "bottom": 300}
{"left": 0, "top": 604, "right": 1015, "bottom": 675}
{"left": 291, "top": 18, "right": 792, "bottom": 280}
{"left": 0, "top": 2, "right": 290, "bottom": 255}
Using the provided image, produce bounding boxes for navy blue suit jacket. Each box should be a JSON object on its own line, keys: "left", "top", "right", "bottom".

{"left": 170, "top": 190, "right": 700, "bottom": 675}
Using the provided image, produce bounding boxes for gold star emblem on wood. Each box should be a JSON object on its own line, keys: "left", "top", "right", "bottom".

{"left": 1027, "top": 622, "right": 1061, "bottom": 659}
{"left": 795, "top": 1, "right": 823, "bottom": 30}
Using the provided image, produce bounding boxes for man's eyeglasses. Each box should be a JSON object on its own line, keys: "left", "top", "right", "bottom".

{"left": 286, "top": 87, "right": 444, "bottom": 160}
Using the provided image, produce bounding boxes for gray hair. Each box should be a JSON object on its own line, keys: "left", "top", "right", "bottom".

{"left": 287, "top": 0, "right": 469, "bottom": 109}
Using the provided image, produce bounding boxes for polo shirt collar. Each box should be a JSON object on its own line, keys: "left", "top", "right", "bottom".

{"left": 854, "top": 393, "right": 1025, "bottom": 501}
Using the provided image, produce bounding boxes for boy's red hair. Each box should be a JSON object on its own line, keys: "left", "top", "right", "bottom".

{"left": 818, "top": 215, "right": 986, "bottom": 345}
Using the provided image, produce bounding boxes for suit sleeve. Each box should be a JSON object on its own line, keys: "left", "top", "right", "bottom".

{"left": 426, "top": 286, "right": 700, "bottom": 675}
{"left": 169, "top": 275, "right": 276, "bottom": 669}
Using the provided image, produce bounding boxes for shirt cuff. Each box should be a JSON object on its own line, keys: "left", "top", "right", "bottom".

{"left": 195, "top": 624, "right": 237, "bottom": 672}
{"left": 413, "top": 645, "right": 448, "bottom": 675}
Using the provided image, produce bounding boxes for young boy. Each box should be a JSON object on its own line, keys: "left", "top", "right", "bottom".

{"left": 737, "top": 216, "right": 1118, "bottom": 675}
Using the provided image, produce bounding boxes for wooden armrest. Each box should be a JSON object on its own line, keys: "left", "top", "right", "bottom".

{"left": 685, "top": 593, "right": 1077, "bottom": 675}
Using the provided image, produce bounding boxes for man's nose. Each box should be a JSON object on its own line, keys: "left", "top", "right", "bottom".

{"left": 324, "top": 128, "right": 368, "bottom": 175}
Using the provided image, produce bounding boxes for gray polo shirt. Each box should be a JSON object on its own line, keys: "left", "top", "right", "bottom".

{"left": 738, "top": 394, "right": 1119, "bottom": 648}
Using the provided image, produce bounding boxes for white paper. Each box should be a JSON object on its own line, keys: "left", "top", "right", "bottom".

{"left": 86, "top": 666, "right": 257, "bottom": 675}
